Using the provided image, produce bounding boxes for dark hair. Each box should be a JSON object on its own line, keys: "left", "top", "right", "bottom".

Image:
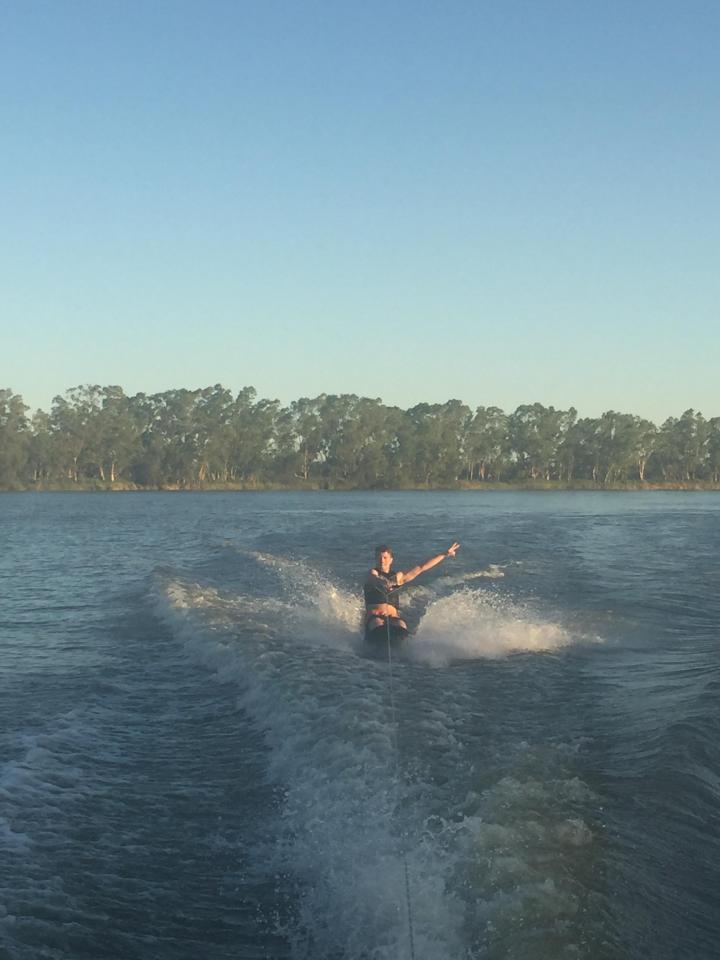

{"left": 374, "top": 544, "right": 392, "bottom": 557}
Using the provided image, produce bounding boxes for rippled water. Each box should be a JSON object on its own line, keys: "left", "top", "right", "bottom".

{"left": 1, "top": 491, "right": 719, "bottom": 959}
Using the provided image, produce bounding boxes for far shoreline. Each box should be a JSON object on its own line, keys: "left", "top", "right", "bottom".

{"left": 4, "top": 481, "right": 720, "bottom": 494}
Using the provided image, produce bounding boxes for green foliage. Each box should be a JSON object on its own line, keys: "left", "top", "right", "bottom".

{"left": 1, "top": 385, "right": 719, "bottom": 489}
{"left": 0, "top": 389, "right": 29, "bottom": 486}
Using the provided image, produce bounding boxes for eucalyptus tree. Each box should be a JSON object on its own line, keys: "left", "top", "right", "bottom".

{"left": 271, "top": 406, "right": 302, "bottom": 482}
{"left": 398, "top": 400, "right": 471, "bottom": 486}
{"left": 632, "top": 417, "right": 657, "bottom": 481}
{"left": 562, "top": 417, "right": 601, "bottom": 482}
{"left": 0, "top": 389, "right": 30, "bottom": 486}
{"left": 194, "top": 384, "right": 236, "bottom": 483}
{"left": 706, "top": 418, "right": 720, "bottom": 483}
{"left": 559, "top": 413, "right": 655, "bottom": 483}
{"left": 93, "top": 386, "right": 141, "bottom": 482}
{"left": 227, "top": 388, "right": 280, "bottom": 483}
{"left": 655, "top": 417, "right": 680, "bottom": 480}
{"left": 51, "top": 383, "right": 137, "bottom": 482}
{"left": 323, "top": 396, "right": 401, "bottom": 487}
{"left": 144, "top": 388, "right": 205, "bottom": 486}
{"left": 596, "top": 412, "right": 641, "bottom": 483}
{"left": 508, "top": 404, "right": 576, "bottom": 480}
{"left": 319, "top": 394, "right": 363, "bottom": 485}
{"left": 556, "top": 417, "right": 587, "bottom": 482}
{"left": 355, "top": 400, "right": 405, "bottom": 487}
{"left": 463, "top": 406, "right": 509, "bottom": 481}
{"left": 49, "top": 386, "right": 103, "bottom": 482}
{"left": 128, "top": 392, "right": 167, "bottom": 486}
{"left": 287, "top": 395, "right": 328, "bottom": 481}
{"left": 287, "top": 393, "right": 390, "bottom": 486}
{"left": 675, "top": 409, "right": 709, "bottom": 480}
{"left": 27, "top": 409, "right": 55, "bottom": 483}
{"left": 656, "top": 410, "right": 708, "bottom": 481}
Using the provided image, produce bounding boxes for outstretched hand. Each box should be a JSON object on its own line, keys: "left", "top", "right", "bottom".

{"left": 446, "top": 542, "right": 460, "bottom": 557}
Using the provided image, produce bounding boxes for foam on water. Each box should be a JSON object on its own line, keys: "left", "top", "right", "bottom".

{"left": 463, "top": 563, "right": 507, "bottom": 580}
{"left": 410, "top": 589, "right": 574, "bottom": 665}
{"left": 255, "top": 549, "right": 367, "bottom": 645}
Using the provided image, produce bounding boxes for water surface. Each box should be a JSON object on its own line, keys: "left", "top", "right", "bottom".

{"left": 1, "top": 491, "right": 719, "bottom": 959}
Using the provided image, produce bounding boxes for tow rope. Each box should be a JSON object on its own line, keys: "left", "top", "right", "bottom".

{"left": 385, "top": 614, "right": 417, "bottom": 960}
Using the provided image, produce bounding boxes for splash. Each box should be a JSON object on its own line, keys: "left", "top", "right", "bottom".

{"left": 410, "top": 589, "right": 572, "bottom": 665}
{"left": 464, "top": 563, "right": 507, "bottom": 580}
{"left": 158, "top": 559, "right": 362, "bottom": 653}
{"left": 252, "top": 551, "right": 363, "bottom": 641}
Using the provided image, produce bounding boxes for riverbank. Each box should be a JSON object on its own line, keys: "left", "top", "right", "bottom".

{"left": 4, "top": 479, "right": 720, "bottom": 493}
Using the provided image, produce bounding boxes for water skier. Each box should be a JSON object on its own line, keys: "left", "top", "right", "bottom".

{"left": 364, "top": 542, "right": 460, "bottom": 643}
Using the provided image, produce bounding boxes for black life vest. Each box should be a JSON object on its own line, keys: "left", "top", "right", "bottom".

{"left": 364, "top": 571, "right": 400, "bottom": 609}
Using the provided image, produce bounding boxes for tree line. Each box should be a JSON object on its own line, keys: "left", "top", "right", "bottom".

{"left": 1, "top": 384, "right": 719, "bottom": 490}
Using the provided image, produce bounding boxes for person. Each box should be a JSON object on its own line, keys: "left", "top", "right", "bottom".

{"left": 363, "top": 541, "right": 460, "bottom": 642}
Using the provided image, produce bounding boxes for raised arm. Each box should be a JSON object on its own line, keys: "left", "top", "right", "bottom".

{"left": 399, "top": 542, "right": 460, "bottom": 585}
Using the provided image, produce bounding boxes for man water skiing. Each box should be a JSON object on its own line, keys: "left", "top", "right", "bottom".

{"left": 364, "top": 542, "right": 460, "bottom": 643}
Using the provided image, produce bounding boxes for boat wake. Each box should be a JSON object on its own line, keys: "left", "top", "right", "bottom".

{"left": 151, "top": 551, "right": 601, "bottom": 960}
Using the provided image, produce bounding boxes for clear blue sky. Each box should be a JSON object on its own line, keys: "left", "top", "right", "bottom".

{"left": 3, "top": 0, "right": 718, "bottom": 424}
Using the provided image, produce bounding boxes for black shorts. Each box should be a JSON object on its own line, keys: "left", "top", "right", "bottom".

{"left": 364, "top": 615, "right": 409, "bottom": 645}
